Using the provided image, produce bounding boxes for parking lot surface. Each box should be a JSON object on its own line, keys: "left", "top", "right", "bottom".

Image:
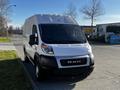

{"left": 11, "top": 35, "right": 120, "bottom": 90}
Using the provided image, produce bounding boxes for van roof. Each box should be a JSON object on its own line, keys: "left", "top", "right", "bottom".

{"left": 26, "top": 14, "right": 78, "bottom": 25}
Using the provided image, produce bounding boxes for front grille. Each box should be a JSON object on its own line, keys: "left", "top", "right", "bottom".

{"left": 60, "top": 58, "right": 87, "bottom": 66}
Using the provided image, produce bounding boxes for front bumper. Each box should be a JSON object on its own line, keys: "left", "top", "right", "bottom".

{"left": 53, "top": 66, "right": 94, "bottom": 75}
{"left": 38, "top": 55, "right": 94, "bottom": 71}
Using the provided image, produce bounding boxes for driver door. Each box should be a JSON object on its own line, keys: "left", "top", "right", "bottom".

{"left": 28, "top": 25, "right": 38, "bottom": 59}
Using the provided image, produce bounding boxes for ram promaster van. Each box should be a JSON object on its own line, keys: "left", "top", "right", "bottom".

{"left": 23, "top": 14, "right": 94, "bottom": 80}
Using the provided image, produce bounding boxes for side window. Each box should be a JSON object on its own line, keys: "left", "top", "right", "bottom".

{"left": 32, "top": 25, "right": 37, "bottom": 35}
{"left": 31, "top": 25, "right": 38, "bottom": 45}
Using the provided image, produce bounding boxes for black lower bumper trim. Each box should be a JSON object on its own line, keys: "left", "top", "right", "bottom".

{"left": 41, "top": 65, "right": 94, "bottom": 76}
{"left": 38, "top": 55, "right": 94, "bottom": 75}
{"left": 39, "top": 55, "right": 58, "bottom": 68}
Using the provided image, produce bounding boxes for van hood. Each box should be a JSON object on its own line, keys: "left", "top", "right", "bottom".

{"left": 50, "top": 43, "right": 91, "bottom": 57}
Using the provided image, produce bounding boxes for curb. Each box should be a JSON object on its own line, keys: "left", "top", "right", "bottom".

{"left": 0, "top": 42, "right": 16, "bottom": 50}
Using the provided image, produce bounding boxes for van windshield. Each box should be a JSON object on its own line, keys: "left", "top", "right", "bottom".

{"left": 39, "top": 24, "right": 87, "bottom": 44}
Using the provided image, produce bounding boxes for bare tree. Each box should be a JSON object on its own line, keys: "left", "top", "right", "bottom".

{"left": 0, "top": 0, "right": 10, "bottom": 27}
{"left": 64, "top": 3, "right": 77, "bottom": 19}
{"left": 0, "top": 0, "right": 9, "bottom": 36}
{"left": 81, "top": 0, "right": 104, "bottom": 26}
{"left": 0, "top": 16, "right": 5, "bottom": 30}
{"left": 0, "top": 0, "right": 15, "bottom": 37}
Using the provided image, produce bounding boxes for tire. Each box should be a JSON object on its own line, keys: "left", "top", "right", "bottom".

{"left": 35, "top": 55, "right": 46, "bottom": 81}
{"left": 24, "top": 55, "right": 29, "bottom": 62}
{"left": 23, "top": 47, "right": 29, "bottom": 62}
{"left": 35, "top": 63, "right": 46, "bottom": 81}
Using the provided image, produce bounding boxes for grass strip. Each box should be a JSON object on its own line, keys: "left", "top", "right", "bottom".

{"left": 0, "top": 37, "right": 11, "bottom": 42}
{"left": 0, "top": 50, "right": 32, "bottom": 90}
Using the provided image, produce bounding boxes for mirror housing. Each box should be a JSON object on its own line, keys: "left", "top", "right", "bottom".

{"left": 29, "top": 34, "right": 38, "bottom": 46}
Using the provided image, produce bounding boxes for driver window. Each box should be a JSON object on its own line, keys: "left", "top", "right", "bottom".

{"left": 32, "top": 25, "right": 37, "bottom": 34}
{"left": 31, "top": 25, "right": 38, "bottom": 44}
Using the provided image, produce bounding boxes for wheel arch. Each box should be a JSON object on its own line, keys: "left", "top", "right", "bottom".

{"left": 34, "top": 52, "right": 40, "bottom": 65}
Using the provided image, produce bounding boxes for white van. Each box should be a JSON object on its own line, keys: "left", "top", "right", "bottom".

{"left": 23, "top": 14, "right": 94, "bottom": 80}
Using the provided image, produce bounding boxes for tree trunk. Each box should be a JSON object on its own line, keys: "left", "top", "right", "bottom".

{"left": 90, "top": 17, "right": 94, "bottom": 38}
{"left": 91, "top": 17, "right": 94, "bottom": 27}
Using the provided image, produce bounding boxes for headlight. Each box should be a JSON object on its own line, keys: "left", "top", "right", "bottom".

{"left": 89, "top": 53, "right": 94, "bottom": 60}
{"left": 88, "top": 47, "right": 94, "bottom": 59}
{"left": 87, "top": 45, "right": 94, "bottom": 59}
{"left": 41, "top": 43, "right": 54, "bottom": 55}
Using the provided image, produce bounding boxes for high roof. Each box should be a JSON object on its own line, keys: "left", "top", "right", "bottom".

{"left": 27, "top": 14, "right": 78, "bottom": 24}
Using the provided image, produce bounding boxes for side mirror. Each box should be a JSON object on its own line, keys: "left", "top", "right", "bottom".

{"left": 87, "top": 35, "right": 90, "bottom": 38}
{"left": 29, "top": 34, "right": 38, "bottom": 46}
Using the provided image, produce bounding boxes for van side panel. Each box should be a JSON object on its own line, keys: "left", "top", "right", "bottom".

{"left": 23, "top": 16, "right": 39, "bottom": 59}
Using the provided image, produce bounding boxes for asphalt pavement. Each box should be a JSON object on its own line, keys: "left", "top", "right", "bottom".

{"left": 11, "top": 35, "right": 120, "bottom": 90}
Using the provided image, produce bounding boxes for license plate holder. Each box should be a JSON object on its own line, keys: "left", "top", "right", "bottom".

{"left": 60, "top": 58, "right": 87, "bottom": 66}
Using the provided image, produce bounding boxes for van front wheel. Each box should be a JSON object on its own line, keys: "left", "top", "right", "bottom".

{"left": 35, "top": 63, "right": 46, "bottom": 81}
{"left": 35, "top": 65, "right": 40, "bottom": 79}
{"left": 23, "top": 47, "right": 29, "bottom": 62}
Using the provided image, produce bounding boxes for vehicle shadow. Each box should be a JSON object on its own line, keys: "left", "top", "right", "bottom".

{"left": 0, "top": 59, "right": 32, "bottom": 90}
{"left": 23, "top": 61, "right": 94, "bottom": 90}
